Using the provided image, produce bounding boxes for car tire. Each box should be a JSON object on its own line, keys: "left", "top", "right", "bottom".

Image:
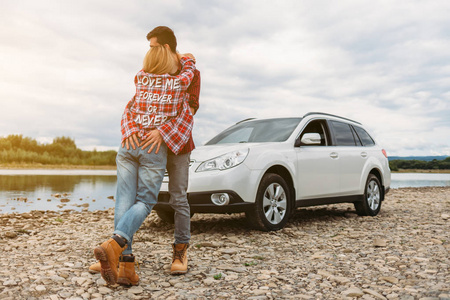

{"left": 156, "top": 208, "right": 194, "bottom": 224}
{"left": 246, "top": 173, "right": 292, "bottom": 231}
{"left": 354, "top": 174, "right": 382, "bottom": 216}
{"left": 156, "top": 208, "right": 176, "bottom": 224}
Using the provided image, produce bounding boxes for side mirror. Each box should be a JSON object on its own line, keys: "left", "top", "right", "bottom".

{"left": 297, "top": 133, "right": 321, "bottom": 146}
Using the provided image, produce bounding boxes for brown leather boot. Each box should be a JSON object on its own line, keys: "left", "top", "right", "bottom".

{"left": 94, "top": 235, "right": 127, "bottom": 285}
{"left": 117, "top": 255, "right": 139, "bottom": 286}
{"left": 170, "top": 243, "right": 189, "bottom": 275}
{"left": 88, "top": 262, "right": 101, "bottom": 274}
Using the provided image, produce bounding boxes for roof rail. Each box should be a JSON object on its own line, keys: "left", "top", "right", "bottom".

{"left": 235, "top": 118, "right": 256, "bottom": 125}
{"left": 303, "top": 112, "right": 361, "bottom": 125}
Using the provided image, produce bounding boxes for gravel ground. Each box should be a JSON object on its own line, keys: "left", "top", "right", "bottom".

{"left": 0, "top": 187, "right": 449, "bottom": 300}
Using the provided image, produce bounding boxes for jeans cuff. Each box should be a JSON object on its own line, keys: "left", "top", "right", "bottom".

{"left": 113, "top": 230, "right": 131, "bottom": 246}
{"left": 175, "top": 239, "right": 191, "bottom": 244}
{"left": 122, "top": 249, "right": 133, "bottom": 255}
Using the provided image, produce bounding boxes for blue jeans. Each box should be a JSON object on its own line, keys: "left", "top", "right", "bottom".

{"left": 113, "top": 143, "right": 168, "bottom": 255}
{"left": 167, "top": 153, "right": 191, "bottom": 244}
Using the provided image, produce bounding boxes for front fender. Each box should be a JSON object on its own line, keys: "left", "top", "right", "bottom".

{"left": 244, "top": 147, "right": 297, "bottom": 198}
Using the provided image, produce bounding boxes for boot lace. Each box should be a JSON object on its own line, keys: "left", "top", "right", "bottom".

{"left": 135, "top": 260, "right": 140, "bottom": 270}
{"left": 173, "top": 249, "right": 185, "bottom": 262}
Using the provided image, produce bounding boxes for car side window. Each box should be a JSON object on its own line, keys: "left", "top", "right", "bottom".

{"left": 351, "top": 126, "right": 363, "bottom": 146}
{"left": 299, "top": 120, "right": 329, "bottom": 146}
{"left": 353, "top": 126, "right": 375, "bottom": 146}
{"left": 330, "top": 121, "right": 357, "bottom": 146}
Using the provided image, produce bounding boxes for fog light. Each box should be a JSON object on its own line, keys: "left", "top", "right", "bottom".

{"left": 211, "top": 193, "right": 230, "bottom": 206}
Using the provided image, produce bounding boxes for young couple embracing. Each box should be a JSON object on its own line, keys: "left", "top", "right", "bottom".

{"left": 90, "top": 25, "right": 201, "bottom": 286}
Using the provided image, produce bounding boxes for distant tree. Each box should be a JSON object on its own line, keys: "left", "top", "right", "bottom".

{"left": 0, "top": 139, "right": 12, "bottom": 151}
{"left": 53, "top": 136, "right": 77, "bottom": 149}
{"left": 389, "top": 161, "right": 399, "bottom": 171}
{"left": 0, "top": 135, "right": 116, "bottom": 166}
{"left": 6, "top": 134, "right": 23, "bottom": 149}
{"left": 389, "top": 158, "right": 450, "bottom": 171}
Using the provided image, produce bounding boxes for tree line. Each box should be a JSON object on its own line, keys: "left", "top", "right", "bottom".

{"left": 389, "top": 157, "right": 450, "bottom": 171}
{"left": 2, "top": 134, "right": 449, "bottom": 170}
{"left": 0, "top": 135, "right": 116, "bottom": 166}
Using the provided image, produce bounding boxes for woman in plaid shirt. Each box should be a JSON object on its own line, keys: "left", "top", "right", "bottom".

{"left": 92, "top": 44, "right": 196, "bottom": 286}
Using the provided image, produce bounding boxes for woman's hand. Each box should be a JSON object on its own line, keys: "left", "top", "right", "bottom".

{"left": 178, "top": 52, "right": 196, "bottom": 63}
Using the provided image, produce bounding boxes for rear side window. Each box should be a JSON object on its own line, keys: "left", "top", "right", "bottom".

{"left": 331, "top": 121, "right": 356, "bottom": 146}
{"left": 354, "top": 126, "right": 375, "bottom": 146}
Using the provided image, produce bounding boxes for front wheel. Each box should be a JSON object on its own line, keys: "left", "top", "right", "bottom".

{"left": 354, "top": 174, "right": 382, "bottom": 216}
{"left": 246, "top": 173, "right": 292, "bottom": 231}
{"left": 156, "top": 208, "right": 194, "bottom": 224}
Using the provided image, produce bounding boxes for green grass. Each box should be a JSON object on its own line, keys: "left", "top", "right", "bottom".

{"left": 253, "top": 255, "right": 265, "bottom": 260}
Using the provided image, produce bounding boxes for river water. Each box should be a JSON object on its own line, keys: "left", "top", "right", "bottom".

{"left": 0, "top": 170, "right": 449, "bottom": 214}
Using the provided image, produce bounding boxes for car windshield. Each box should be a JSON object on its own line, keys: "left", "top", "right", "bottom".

{"left": 206, "top": 118, "right": 302, "bottom": 145}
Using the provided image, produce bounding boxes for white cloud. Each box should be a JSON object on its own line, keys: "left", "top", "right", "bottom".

{"left": 0, "top": 0, "right": 449, "bottom": 156}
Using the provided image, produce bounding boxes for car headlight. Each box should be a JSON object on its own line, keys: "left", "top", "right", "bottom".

{"left": 196, "top": 149, "right": 249, "bottom": 172}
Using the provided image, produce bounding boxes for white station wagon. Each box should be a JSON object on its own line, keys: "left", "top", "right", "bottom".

{"left": 155, "top": 112, "right": 391, "bottom": 231}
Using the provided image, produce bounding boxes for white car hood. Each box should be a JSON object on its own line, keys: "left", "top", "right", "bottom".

{"left": 191, "top": 143, "right": 262, "bottom": 162}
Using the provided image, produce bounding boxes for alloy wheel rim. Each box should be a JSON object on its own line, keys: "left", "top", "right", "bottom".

{"left": 367, "top": 180, "right": 380, "bottom": 211}
{"left": 262, "top": 183, "right": 287, "bottom": 224}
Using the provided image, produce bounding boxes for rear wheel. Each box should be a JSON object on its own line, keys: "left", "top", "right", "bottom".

{"left": 246, "top": 173, "right": 292, "bottom": 231}
{"left": 354, "top": 174, "right": 382, "bottom": 216}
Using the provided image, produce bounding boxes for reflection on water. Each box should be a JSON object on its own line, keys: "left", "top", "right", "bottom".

{"left": 0, "top": 174, "right": 117, "bottom": 214}
{"left": 1, "top": 171, "right": 449, "bottom": 214}
{"left": 0, "top": 175, "right": 116, "bottom": 192}
{"left": 391, "top": 173, "right": 450, "bottom": 188}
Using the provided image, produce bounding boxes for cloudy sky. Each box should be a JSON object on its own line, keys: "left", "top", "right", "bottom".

{"left": 1, "top": 0, "right": 449, "bottom": 156}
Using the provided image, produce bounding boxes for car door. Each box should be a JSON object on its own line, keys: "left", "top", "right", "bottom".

{"left": 329, "top": 120, "right": 366, "bottom": 195}
{"left": 295, "top": 119, "right": 340, "bottom": 199}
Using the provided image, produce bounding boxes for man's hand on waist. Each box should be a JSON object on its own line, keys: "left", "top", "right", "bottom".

{"left": 140, "top": 129, "right": 163, "bottom": 154}
{"left": 122, "top": 133, "right": 139, "bottom": 150}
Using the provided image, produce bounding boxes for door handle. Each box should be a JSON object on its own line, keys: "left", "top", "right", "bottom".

{"left": 361, "top": 152, "right": 368, "bottom": 158}
{"left": 330, "top": 152, "right": 338, "bottom": 159}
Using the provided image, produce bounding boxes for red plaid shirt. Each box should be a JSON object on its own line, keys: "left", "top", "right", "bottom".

{"left": 121, "top": 57, "right": 195, "bottom": 154}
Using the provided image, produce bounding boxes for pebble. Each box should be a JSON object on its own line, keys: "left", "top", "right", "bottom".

{"left": 128, "top": 286, "right": 144, "bottom": 294}
{"left": 373, "top": 238, "right": 387, "bottom": 247}
{"left": 0, "top": 187, "right": 448, "bottom": 299}
{"left": 35, "top": 285, "right": 46, "bottom": 291}
{"left": 342, "top": 287, "right": 364, "bottom": 297}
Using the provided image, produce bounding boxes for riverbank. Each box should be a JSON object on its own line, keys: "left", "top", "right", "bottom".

{"left": 3, "top": 163, "right": 450, "bottom": 174}
{"left": 2, "top": 164, "right": 450, "bottom": 174}
{"left": 0, "top": 164, "right": 116, "bottom": 170}
{"left": 0, "top": 187, "right": 449, "bottom": 299}
{"left": 394, "top": 169, "right": 450, "bottom": 174}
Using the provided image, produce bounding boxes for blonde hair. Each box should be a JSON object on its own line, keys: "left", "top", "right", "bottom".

{"left": 142, "top": 45, "right": 176, "bottom": 74}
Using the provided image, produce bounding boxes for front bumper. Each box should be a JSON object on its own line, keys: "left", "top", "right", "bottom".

{"left": 154, "top": 190, "right": 254, "bottom": 213}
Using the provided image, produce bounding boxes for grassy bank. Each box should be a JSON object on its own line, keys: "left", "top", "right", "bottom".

{"left": 392, "top": 169, "right": 450, "bottom": 174}
{"left": 0, "top": 163, "right": 116, "bottom": 170}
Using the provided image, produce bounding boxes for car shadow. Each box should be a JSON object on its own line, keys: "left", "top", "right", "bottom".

{"left": 142, "top": 204, "right": 361, "bottom": 235}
